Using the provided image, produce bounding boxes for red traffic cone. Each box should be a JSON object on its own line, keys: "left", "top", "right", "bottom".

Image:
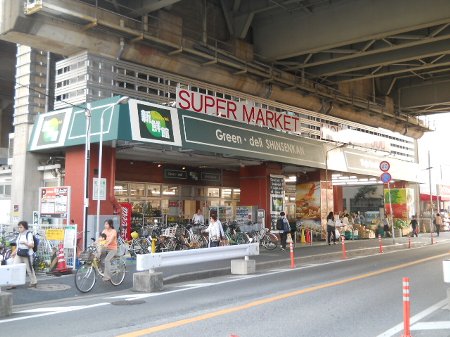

{"left": 54, "top": 244, "right": 71, "bottom": 275}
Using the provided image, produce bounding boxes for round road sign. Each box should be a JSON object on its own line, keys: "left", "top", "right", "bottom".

{"left": 380, "top": 172, "right": 392, "bottom": 183}
{"left": 379, "top": 160, "right": 390, "bottom": 172}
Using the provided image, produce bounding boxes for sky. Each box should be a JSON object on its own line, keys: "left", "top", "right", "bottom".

{"left": 417, "top": 113, "right": 450, "bottom": 194}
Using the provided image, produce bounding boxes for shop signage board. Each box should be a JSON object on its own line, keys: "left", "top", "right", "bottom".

{"left": 93, "top": 177, "right": 107, "bottom": 200}
{"left": 269, "top": 175, "right": 285, "bottom": 214}
{"left": 39, "top": 186, "right": 71, "bottom": 219}
{"left": 129, "top": 99, "right": 182, "bottom": 146}
{"left": 345, "top": 151, "right": 419, "bottom": 182}
{"left": 179, "top": 109, "right": 325, "bottom": 167}
{"left": 64, "top": 225, "right": 77, "bottom": 249}
{"left": 201, "top": 172, "right": 221, "bottom": 182}
{"left": 164, "top": 169, "right": 188, "bottom": 180}
{"left": 29, "top": 108, "right": 72, "bottom": 151}
{"left": 321, "top": 124, "right": 391, "bottom": 152}
{"left": 176, "top": 88, "right": 301, "bottom": 135}
{"left": 119, "top": 202, "right": 132, "bottom": 241}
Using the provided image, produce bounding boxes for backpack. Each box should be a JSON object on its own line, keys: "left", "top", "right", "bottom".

{"left": 27, "top": 232, "right": 39, "bottom": 253}
{"left": 276, "top": 218, "right": 283, "bottom": 230}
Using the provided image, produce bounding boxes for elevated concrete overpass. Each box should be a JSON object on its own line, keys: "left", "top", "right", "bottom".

{"left": 1, "top": 0, "right": 450, "bottom": 139}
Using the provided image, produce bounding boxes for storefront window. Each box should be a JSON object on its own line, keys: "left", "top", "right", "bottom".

{"left": 233, "top": 188, "right": 240, "bottom": 200}
{"left": 129, "top": 183, "right": 145, "bottom": 197}
{"left": 162, "top": 185, "right": 178, "bottom": 196}
{"left": 207, "top": 187, "right": 220, "bottom": 197}
{"left": 147, "top": 184, "right": 161, "bottom": 197}
{"left": 114, "top": 182, "right": 128, "bottom": 196}
{"left": 222, "top": 188, "right": 232, "bottom": 199}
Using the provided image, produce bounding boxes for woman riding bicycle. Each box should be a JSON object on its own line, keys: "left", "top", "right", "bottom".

{"left": 95, "top": 219, "right": 117, "bottom": 282}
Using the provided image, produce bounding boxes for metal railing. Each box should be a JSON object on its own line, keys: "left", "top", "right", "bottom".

{"left": 136, "top": 242, "right": 259, "bottom": 271}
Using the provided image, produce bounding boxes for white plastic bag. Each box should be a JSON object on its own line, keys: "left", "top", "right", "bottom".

{"left": 335, "top": 230, "right": 341, "bottom": 239}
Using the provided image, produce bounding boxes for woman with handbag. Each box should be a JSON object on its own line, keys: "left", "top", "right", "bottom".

{"left": 7, "top": 220, "right": 37, "bottom": 289}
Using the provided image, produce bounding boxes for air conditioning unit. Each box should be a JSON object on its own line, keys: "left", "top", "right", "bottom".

{"left": 24, "top": 0, "right": 43, "bottom": 15}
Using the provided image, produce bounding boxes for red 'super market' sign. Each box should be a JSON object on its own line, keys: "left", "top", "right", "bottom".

{"left": 176, "top": 88, "right": 301, "bottom": 134}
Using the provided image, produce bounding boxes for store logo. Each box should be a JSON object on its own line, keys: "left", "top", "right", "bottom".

{"left": 138, "top": 104, "right": 174, "bottom": 142}
{"left": 37, "top": 113, "right": 64, "bottom": 145}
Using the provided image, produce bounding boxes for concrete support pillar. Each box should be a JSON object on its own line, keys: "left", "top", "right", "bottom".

{"left": 231, "top": 259, "right": 256, "bottom": 275}
{"left": 0, "top": 292, "right": 13, "bottom": 317}
{"left": 10, "top": 45, "right": 48, "bottom": 224}
{"left": 133, "top": 271, "right": 163, "bottom": 292}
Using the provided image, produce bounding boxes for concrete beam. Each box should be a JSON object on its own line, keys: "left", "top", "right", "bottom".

{"left": 397, "top": 79, "right": 450, "bottom": 110}
{"left": 253, "top": 0, "right": 450, "bottom": 60}
{"left": 309, "top": 39, "right": 450, "bottom": 78}
{"left": 0, "top": 0, "right": 427, "bottom": 138}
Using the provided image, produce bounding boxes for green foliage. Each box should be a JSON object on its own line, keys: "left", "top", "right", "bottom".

{"left": 394, "top": 218, "right": 408, "bottom": 229}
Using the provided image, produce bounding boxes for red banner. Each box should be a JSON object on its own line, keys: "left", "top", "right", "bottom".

{"left": 119, "top": 202, "right": 132, "bottom": 241}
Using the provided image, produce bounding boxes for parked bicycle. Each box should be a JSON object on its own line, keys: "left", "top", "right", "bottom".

{"left": 75, "top": 242, "right": 126, "bottom": 293}
{"left": 248, "top": 228, "right": 279, "bottom": 250}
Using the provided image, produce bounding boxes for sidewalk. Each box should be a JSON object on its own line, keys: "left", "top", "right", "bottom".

{"left": 5, "top": 232, "right": 449, "bottom": 307}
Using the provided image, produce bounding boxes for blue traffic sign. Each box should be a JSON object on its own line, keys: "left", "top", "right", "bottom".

{"left": 380, "top": 172, "right": 392, "bottom": 183}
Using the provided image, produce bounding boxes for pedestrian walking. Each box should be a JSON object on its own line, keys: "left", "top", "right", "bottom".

{"left": 327, "top": 212, "right": 336, "bottom": 245}
{"left": 7, "top": 220, "right": 37, "bottom": 289}
{"left": 435, "top": 213, "right": 443, "bottom": 237}
{"left": 383, "top": 217, "right": 392, "bottom": 237}
{"left": 204, "top": 214, "right": 224, "bottom": 247}
{"left": 410, "top": 215, "right": 418, "bottom": 237}
{"left": 277, "top": 211, "right": 290, "bottom": 251}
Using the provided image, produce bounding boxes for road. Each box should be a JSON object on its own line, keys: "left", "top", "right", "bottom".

{"left": 1, "top": 238, "right": 449, "bottom": 337}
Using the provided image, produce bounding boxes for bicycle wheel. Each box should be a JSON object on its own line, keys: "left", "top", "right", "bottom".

{"left": 110, "top": 258, "right": 126, "bottom": 286}
{"left": 75, "top": 264, "right": 96, "bottom": 293}
{"left": 262, "top": 234, "right": 278, "bottom": 250}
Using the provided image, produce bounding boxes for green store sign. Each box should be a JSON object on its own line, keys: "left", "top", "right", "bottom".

{"left": 179, "top": 110, "right": 325, "bottom": 166}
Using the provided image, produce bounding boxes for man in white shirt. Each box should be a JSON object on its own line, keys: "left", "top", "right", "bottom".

{"left": 204, "top": 214, "right": 224, "bottom": 247}
{"left": 192, "top": 209, "right": 205, "bottom": 225}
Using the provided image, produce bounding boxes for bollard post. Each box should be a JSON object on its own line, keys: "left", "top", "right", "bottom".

{"left": 151, "top": 238, "right": 157, "bottom": 253}
{"left": 378, "top": 234, "right": 383, "bottom": 253}
{"left": 402, "top": 277, "right": 412, "bottom": 337}
{"left": 289, "top": 241, "right": 295, "bottom": 269}
{"left": 341, "top": 236, "right": 347, "bottom": 259}
{"left": 408, "top": 236, "right": 411, "bottom": 249}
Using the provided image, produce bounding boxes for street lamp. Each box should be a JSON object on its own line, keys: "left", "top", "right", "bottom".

{"left": 324, "top": 143, "right": 347, "bottom": 214}
{"left": 83, "top": 104, "right": 92, "bottom": 250}
{"left": 95, "top": 96, "right": 129, "bottom": 239}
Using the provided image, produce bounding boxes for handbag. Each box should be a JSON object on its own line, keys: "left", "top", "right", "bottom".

{"left": 17, "top": 248, "right": 29, "bottom": 257}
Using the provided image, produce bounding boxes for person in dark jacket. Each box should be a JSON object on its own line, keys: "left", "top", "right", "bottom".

{"left": 279, "top": 211, "right": 289, "bottom": 251}
{"left": 410, "top": 215, "right": 418, "bottom": 237}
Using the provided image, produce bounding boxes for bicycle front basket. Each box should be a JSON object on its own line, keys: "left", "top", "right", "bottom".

{"left": 79, "top": 250, "right": 94, "bottom": 262}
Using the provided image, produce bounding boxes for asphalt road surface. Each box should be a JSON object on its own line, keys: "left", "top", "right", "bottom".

{"left": 1, "top": 239, "right": 449, "bottom": 337}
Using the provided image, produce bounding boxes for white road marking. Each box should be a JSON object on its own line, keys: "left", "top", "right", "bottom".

{"left": 376, "top": 299, "right": 448, "bottom": 336}
{"left": 0, "top": 303, "right": 109, "bottom": 324}
{"left": 173, "top": 283, "right": 216, "bottom": 287}
{"left": 412, "top": 321, "right": 450, "bottom": 330}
